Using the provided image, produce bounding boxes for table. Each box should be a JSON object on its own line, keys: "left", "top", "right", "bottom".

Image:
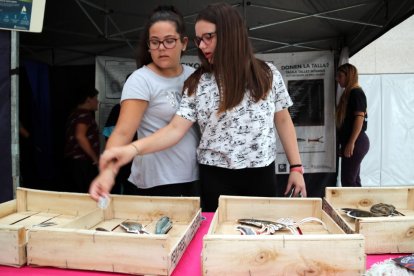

{"left": 0, "top": 212, "right": 409, "bottom": 275}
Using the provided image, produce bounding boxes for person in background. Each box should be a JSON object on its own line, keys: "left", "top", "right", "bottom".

{"left": 90, "top": 6, "right": 199, "bottom": 198}
{"left": 336, "top": 63, "right": 369, "bottom": 187}
{"left": 102, "top": 74, "right": 134, "bottom": 195}
{"left": 64, "top": 88, "right": 99, "bottom": 193}
{"left": 90, "top": 3, "right": 305, "bottom": 211}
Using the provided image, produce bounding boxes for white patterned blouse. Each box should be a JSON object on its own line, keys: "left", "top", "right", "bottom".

{"left": 177, "top": 62, "right": 293, "bottom": 169}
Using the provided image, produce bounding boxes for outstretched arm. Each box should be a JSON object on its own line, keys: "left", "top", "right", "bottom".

{"left": 89, "top": 99, "right": 147, "bottom": 200}
{"left": 274, "top": 109, "right": 307, "bottom": 197}
{"left": 89, "top": 115, "right": 193, "bottom": 200}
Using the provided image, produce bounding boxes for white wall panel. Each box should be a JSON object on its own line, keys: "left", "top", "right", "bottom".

{"left": 359, "top": 75, "right": 381, "bottom": 186}
{"left": 380, "top": 75, "right": 414, "bottom": 185}
{"left": 360, "top": 74, "right": 414, "bottom": 186}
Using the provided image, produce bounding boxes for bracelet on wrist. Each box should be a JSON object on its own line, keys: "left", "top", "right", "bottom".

{"left": 290, "top": 164, "right": 302, "bottom": 169}
{"left": 290, "top": 166, "right": 304, "bottom": 174}
{"left": 130, "top": 143, "right": 140, "bottom": 155}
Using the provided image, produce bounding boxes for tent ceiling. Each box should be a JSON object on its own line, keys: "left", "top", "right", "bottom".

{"left": 20, "top": 0, "right": 414, "bottom": 65}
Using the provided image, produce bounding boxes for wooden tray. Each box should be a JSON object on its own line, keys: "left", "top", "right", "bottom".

{"left": 0, "top": 188, "right": 97, "bottom": 266}
{"left": 202, "top": 195, "right": 365, "bottom": 275}
{"left": 27, "top": 193, "right": 201, "bottom": 275}
{"left": 324, "top": 186, "right": 414, "bottom": 254}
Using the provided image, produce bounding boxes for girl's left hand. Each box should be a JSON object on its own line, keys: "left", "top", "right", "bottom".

{"left": 285, "top": 172, "right": 307, "bottom": 197}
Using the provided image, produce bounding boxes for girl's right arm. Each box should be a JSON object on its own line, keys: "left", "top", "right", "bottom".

{"left": 99, "top": 115, "right": 194, "bottom": 171}
{"left": 89, "top": 99, "right": 147, "bottom": 200}
{"left": 90, "top": 114, "right": 193, "bottom": 201}
{"left": 106, "top": 99, "right": 148, "bottom": 148}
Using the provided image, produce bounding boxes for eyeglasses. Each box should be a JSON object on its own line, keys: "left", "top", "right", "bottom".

{"left": 194, "top": 32, "right": 216, "bottom": 47}
{"left": 147, "top": 38, "right": 179, "bottom": 50}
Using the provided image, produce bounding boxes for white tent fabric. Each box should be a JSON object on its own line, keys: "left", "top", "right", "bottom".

{"left": 360, "top": 74, "right": 414, "bottom": 186}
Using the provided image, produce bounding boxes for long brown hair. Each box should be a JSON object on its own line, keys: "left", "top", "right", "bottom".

{"left": 184, "top": 3, "right": 272, "bottom": 113}
{"left": 335, "top": 63, "right": 360, "bottom": 127}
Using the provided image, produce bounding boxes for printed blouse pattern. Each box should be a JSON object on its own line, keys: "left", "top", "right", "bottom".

{"left": 178, "top": 63, "right": 293, "bottom": 169}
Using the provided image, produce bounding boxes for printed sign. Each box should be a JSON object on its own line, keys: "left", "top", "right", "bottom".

{"left": 0, "top": 0, "right": 45, "bottom": 32}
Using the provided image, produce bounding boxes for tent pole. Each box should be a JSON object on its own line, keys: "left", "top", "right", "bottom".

{"left": 11, "top": 31, "right": 20, "bottom": 197}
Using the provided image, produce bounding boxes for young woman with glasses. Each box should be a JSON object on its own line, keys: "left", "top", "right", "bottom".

{"left": 91, "top": 3, "right": 306, "bottom": 211}
{"left": 89, "top": 6, "right": 199, "bottom": 199}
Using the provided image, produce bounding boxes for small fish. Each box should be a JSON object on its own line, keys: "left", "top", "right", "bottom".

{"left": 155, "top": 216, "right": 172, "bottom": 234}
{"left": 33, "top": 221, "right": 57, "bottom": 227}
{"left": 120, "top": 221, "right": 149, "bottom": 234}
{"left": 370, "top": 203, "right": 404, "bottom": 216}
{"left": 236, "top": 225, "right": 257, "bottom": 235}
{"left": 95, "top": 227, "right": 109, "bottom": 232}
{"left": 238, "top": 218, "right": 279, "bottom": 228}
{"left": 341, "top": 208, "right": 378, "bottom": 218}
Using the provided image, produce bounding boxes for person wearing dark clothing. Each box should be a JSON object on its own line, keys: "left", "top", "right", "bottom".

{"left": 63, "top": 88, "right": 100, "bottom": 193}
{"left": 336, "top": 63, "right": 370, "bottom": 187}
{"left": 102, "top": 103, "right": 135, "bottom": 194}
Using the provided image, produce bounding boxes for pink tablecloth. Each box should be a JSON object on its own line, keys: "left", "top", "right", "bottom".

{"left": 366, "top": 253, "right": 410, "bottom": 269}
{"left": 0, "top": 212, "right": 410, "bottom": 275}
{"left": 0, "top": 213, "right": 214, "bottom": 276}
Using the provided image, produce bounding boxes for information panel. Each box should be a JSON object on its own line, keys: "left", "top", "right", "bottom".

{"left": 0, "top": 0, "right": 45, "bottom": 32}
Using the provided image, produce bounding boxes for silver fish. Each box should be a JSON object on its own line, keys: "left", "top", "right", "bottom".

{"left": 33, "top": 221, "right": 57, "bottom": 227}
{"left": 155, "top": 216, "right": 172, "bottom": 234}
{"left": 120, "top": 221, "right": 149, "bottom": 234}
{"left": 341, "top": 208, "right": 378, "bottom": 219}
{"left": 236, "top": 225, "right": 257, "bottom": 235}
{"left": 95, "top": 227, "right": 109, "bottom": 232}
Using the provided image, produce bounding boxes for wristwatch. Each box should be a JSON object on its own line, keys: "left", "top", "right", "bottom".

{"left": 290, "top": 164, "right": 304, "bottom": 174}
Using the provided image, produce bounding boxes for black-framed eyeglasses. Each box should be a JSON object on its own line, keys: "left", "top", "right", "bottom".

{"left": 147, "top": 38, "right": 179, "bottom": 50}
{"left": 194, "top": 32, "right": 216, "bottom": 47}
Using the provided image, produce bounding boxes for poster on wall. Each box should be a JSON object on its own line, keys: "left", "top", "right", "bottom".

{"left": 95, "top": 52, "right": 335, "bottom": 173}
{"left": 257, "top": 51, "right": 335, "bottom": 174}
{"left": 95, "top": 56, "right": 137, "bottom": 147}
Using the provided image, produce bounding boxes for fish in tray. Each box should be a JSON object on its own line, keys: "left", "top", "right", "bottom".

{"left": 120, "top": 221, "right": 149, "bottom": 234}
{"left": 236, "top": 217, "right": 327, "bottom": 235}
{"left": 155, "top": 216, "right": 173, "bottom": 234}
{"left": 342, "top": 202, "right": 405, "bottom": 219}
{"left": 341, "top": 208, "right": 380, "bottom": 219}
{"left": 370, "top": 203, "right": 404, "bottom": 216}
{"left": 32, "top": 221, "right": 57, "bottom": 227}
{"left": 95, "top": 227, "right": 109, "bottom": 232}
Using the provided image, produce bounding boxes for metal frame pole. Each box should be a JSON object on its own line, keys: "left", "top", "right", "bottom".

{"left": 11, "top": 30, "right": 20, "bottom": 197}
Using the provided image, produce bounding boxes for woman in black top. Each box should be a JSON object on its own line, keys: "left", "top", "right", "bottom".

{"left": 336, "top": 63, "right": 370, "bottom": 187}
